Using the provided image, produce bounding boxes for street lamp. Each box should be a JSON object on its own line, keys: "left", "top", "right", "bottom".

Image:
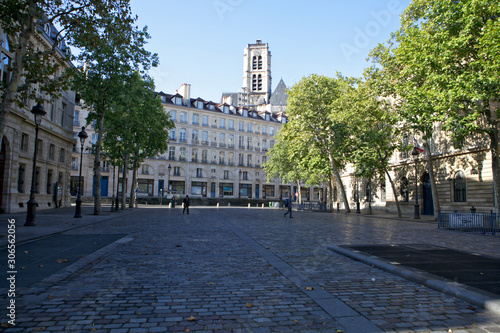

{"left": 167, "top": 164, "right": 172, "bottom": 193}
{"left": 411, "top": 146, "right": 420, "bottom": 219}
{"left": 74, "top": 127, "right": 88, "bottom": 218}
{"left": 25, "top": 103, "right": 46, "bottom": 226}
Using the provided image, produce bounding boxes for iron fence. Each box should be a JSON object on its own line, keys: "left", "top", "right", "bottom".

{"left": 438, "top": 210, "right": 499, "bottom": 235}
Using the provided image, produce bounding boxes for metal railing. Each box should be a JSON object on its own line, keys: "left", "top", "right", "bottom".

{"left": 293, "top": 201, "right": 328, "bottom": 211}
{"left": 438, "top": 210, "right": 499, "bottom": 235}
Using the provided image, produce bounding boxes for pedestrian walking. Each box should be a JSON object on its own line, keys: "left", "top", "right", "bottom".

{"left": 182, "top": 195, "right": 190, "bottom": 215}
{"left": 284, "top": 196, "right": 292, "bottom": 218}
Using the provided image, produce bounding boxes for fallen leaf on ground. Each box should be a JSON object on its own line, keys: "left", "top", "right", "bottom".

{"left": 187, "top": 316, "right": 196, "bottom": 321}
{"left": 57, "top": 259, "right": 69, "bottom": 263}
{"left": 305, "top": 286, "right": 315, "bottom": 291}
{"left": 246, "top": 303, "right": 253, "bottom": 308}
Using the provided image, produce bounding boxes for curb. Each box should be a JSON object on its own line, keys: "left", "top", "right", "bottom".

{"left": 328, "top": 245, "right": 500, "bottom": 315}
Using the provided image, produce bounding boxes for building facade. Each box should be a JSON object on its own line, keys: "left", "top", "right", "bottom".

{"left": 0, "top": 25, "right": 75, "bottom": 213}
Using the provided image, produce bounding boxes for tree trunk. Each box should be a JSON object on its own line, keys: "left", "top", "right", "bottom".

{"left": 296, "top": 179, "right": 302, "bottom": 204}
{"left": 328, "top": 154, "right": 350, "bottom": 213}
{"left": 121, "top": 154, "right": 128, "bottom": 210}
{"left": 328, "top": 175, "right": 334, "bottom": 212}
{"left": 423, "top": 140, "right": 440, "bottom": 216}
{"left": 93, "top": 115, "right": 105, "bottom": 215}
{"left": 384, "top": 166, "right": 402, "bottom": 218}
{"left": 129, "top": 157, "right": 138, "bottom": 208}
{"left": 489, "top": 126, "right": 500, "bottom": 214}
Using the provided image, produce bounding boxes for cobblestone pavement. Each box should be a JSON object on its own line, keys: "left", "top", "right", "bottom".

{"left": 1, "top": 206, "right": 500, "bottom": 332}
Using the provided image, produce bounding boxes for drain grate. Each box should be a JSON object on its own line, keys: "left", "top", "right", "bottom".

{"left": 344, "top": 244, "right": 500, "bottom": 296}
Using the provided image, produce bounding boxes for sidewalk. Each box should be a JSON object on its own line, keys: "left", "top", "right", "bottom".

{"left": 0, "top": 205, "right": 141, "bottom": 248}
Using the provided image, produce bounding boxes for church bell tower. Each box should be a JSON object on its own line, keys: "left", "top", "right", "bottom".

{"left": 241, "top": 40, "right": 272, "bottom": 107}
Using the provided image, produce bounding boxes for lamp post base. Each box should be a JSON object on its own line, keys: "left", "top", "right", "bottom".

{"left": 414, "top": 203, "right": 420, "bottom": 219}
{"left": 356, "top": 202, "right": 361, "bottom": 214}
{"left": 25, "top": 199, "right": 37, "bottom": 226}
{"left": 74, "top": 197, "right": 83, "bottom": 218}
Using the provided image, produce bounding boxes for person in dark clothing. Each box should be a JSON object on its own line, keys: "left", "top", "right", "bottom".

{"left": 182, "top": 195, "right": 190, "bottom": 215}
{"left": 284, "top": 195, "right": 292, "bottom": 218}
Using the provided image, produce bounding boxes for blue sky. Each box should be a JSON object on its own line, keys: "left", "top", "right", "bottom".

{"left": 130, "top": 0, "right": 412, "bottom": 103}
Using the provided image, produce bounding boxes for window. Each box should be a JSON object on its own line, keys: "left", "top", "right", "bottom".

{"left": 247, "top": 154, "right": 252, "bottom": 166}
{"left": 47, "top": 169, "right": 53, "bottom": 194}
{"left": 228, "top": 152, "right": 234, "bottom": 165}
{"left": 257, "top": 74, "right": 262, "bottom": 91}
{"left": 91, "top": 134, "right": 98, "bottom": 145}
{"left": 247, "top": 137, "right": 252, "bottom": 149}
{"left": 73, "top": 110, "right": 80, "bottom": 126}
{"left": 192, "top": 148, "right": 198, "bottom": 162}
{"left": 239, "top": 136, "right": 245, "bottom": 148}
{"left": 37, "top": 139, "right": 43, "bottom": 157}
{"left": 71, "top": 157, "right": 78, "bottom": 170}
{"left": 270, "top": 140, "right": 275, "bottom": 148}
{"left": 196, "top": 168, "right": 203, "bottom": 178}
{"left": 59, "top": 148, "right": 65, "bottom": 163}
{"left": 239, "top": 153, "right": 244, "bottom": 166}
{"left": 141, "top": 165, "right": 150, "bottom": 175}
{"left": 219, "top": 133, "right": 225, "bottom": 146}
{"left": 252, "top": 74, "right": 257, "bottom": 91}
{"left": 270, "top": 127, "right": 275, "bottom": 136}
{"left": 1, "top": 32, "right": 12, "bottom": 85}
{"left": 242, "top": 171, "right": 249, "bottom": 180}
{"left": 21, "top": 133, "right": 29, "bottom": 152}
{"left": 170, "top": 110, "right": 177, "bottom": 121}
{"left": 168, "top": 147, "right": 175, "bottom": 160}
{"left": 169, "top": 128, "right": 176, "bottom": 141}
{"left": 173, "top": 166, "right": 181, "bottom": 176}
{"left": 17, "top": 164, "right": 25, "bottom": 193}
{"left": 192, "top": 113, "right": 199, "bottom": 125}
{"left": 180, "top": 112, "right": 187, "bottom": 123}
{"left": 202, "top": 131, "right": 208, "bottom": 144}
{"left": 239, "top": 121, "right": 244, "bottom": 131}
{"left": 247, "top": 123, "right": 252, "bottom": 133}
{"left": 228, "top": 134, "right": 234, "bottom": 147}
{"left": 61, "top": 102, "right": 66, "bottom": 126}
{"left": 220, "top": 118, "right": 225, "bottom": 129}
{"left": 262, "top": 125, "right": 267, "bottom": 135}
{"left": 192, "top": 129, "right": 199, "bottom": 143}
{"left": 49, "top": 144, "right": 55, "bottom": 160}
{"left": 400, "top": 177, "right": 409, "bottom": 202}
{"left": 454, "top": 171, "right": 466, "bottom": 202}
{"left": 252, "top": 56, "right": 257, "bottom": 70}
{"left": 180, "top": 147, "right": 186, "bottom": 161}
{"left": 262, "top": 139, "right": 268, "bottom": 151}
{"left": 180, "top": 129, "right": 186, "bottom": 142}
{"left": 228, "top": 119, "right": 234, "bottom": 130}
{"left": 219, "top": 151, "right": 225, "bottom": 165}
{"left": 258, "top": 55, "right": 262, "bottom": 69}
{"left": 224, "top": 170, "right": 230, "bottom": 180}
{"left": 202, "top": 150, "right": 208, "bottom": 163}
{"left": 202, "top": 115, "right": 209, "bottom": 126}
{"left": 262, "top": 156, "right": 267, "bottom": 164}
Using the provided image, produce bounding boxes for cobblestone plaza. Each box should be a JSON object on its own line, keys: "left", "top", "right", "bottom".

{"left": 2, "top": 206, "right": 500, "bottom": 332}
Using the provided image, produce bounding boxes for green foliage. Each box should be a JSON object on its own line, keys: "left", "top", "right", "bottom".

{"left": 0, "top": 0, "right": 134, "bottom": 135}
{"left": 103, "top": 72, "right": 174, "bottom": 168}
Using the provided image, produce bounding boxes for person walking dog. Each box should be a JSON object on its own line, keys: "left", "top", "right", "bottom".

{"left": 182, "top": 195, "right": 190, "bottom": 215}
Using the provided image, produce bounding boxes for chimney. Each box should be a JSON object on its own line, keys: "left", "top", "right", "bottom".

{"left": 178, "top": 83, "right": 191, "bottom": 105}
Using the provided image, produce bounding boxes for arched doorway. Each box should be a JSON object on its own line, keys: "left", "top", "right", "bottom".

{"left": 0, "top": 139, "right": 6, "bottom": 213}
{"left": 422, "top": 172, "right": 434, "bottom": 215}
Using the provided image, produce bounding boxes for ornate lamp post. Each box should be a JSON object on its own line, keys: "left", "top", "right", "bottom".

{"left": 74, "top": 127, "right": 88, "bottom": 218}
{"left": 25, "top": 103, "right": 47, "bottom": 226}
{"left": 167, "top": 164, "right": 172, "bottom": 193}
{"left": 411, "top": 146, "right": 420, "bottom": 219}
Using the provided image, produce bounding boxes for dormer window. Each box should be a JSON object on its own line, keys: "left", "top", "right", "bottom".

{"left": 197, "top": 101, "right": 204, "bottom": 109}
{"left": 161, "top": 95, "right": 167, "bottom": 103}
{"left": 223, "top": 105, "right": 229, "bottom": 114}
{"left": 243, "top": 109, "right": 248, "bottom": 117}
{"left": 173, "top": 96, "right": 182, "bottom": 105}
{"left": 208, "top": 103, "right": 215, "bottom": 110}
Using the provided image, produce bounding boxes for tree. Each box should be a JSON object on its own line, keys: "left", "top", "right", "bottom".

{"left": 283, "top": 74, "right": 355, "bottom": 212}
{"left": 0, "top": 0, "right": 127, "bottom": 139}
{"left": 346, "top": 73, "right": 405, "bottom": 217}
{"left": 71, "top": 5, "right": 158, "bottom": 215}
{"left": 376, "top": 0, "right": 500, "bottom": 214}
{"left": 103, "top": 72, "right": 173, "bottom": 209}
